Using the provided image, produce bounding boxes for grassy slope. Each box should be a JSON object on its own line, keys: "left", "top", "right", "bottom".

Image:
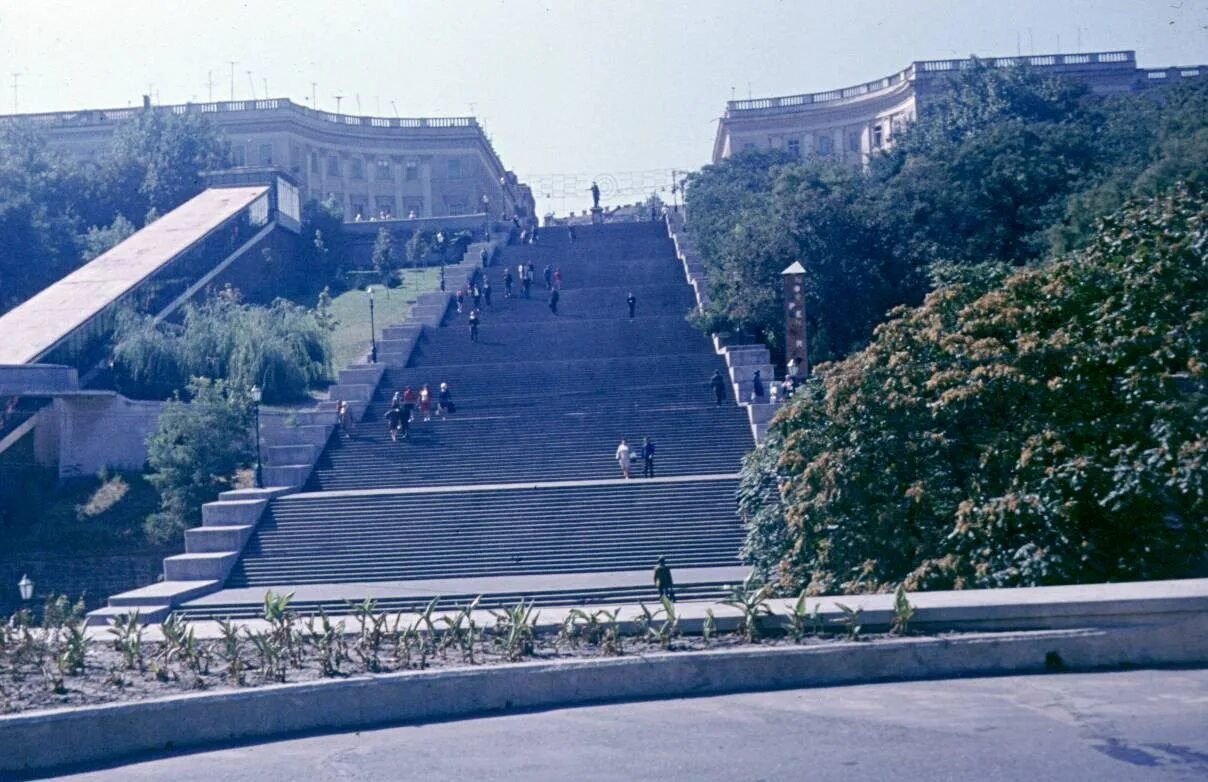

{"left": 326, "top": 267, "right": 442, "bottom": 372}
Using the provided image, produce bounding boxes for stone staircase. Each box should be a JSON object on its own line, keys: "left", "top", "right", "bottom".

{"left": 664, "top": 211, "right": 777, "bottom": 441}
{"left": 116, "top": 221, "right": 755, "bottom": 622}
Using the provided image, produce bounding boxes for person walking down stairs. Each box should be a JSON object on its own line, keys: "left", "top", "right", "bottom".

{"left": 548, "top": 288, "right": 560, "bottom": 315}
{"left": 469, "top": 309, "right": 481, "bottom": 342}
{"left": 337, "top": 400, "right": 352, "bottom": 439}
{"left": 544, "top": 264, "right": 553, "bottom": 290}
{"left": 385, "top": 403, "right": 407, "bottom": 443}
{"left": 641, "top": 437, "right": 656, "bottom": 478}
{"left": 615, "top": 438, "right": 632, "bottom": 479}
{"left": 419, "top": 384, "right": 432, "bottom": 422}
{"left": 751, "top": 369, "right": 765, "bottom": 403}
{"left": 711, "top": 370, "right": 727, "bottom": 406}
{"left": 503, "top": 267, "right": 514, "bottom": 299}
{"left": 554, "top": 267, "right": 562, "bottom": 290}
{"left": 437, "top": 382, "right": 455, "bottom": 420}
{"left": 653, "top": 556, "right": 676, "bottom": 602}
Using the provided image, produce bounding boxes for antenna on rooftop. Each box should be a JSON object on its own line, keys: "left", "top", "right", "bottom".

{"left": 207, "top": 70, "right": 214, "bottom": 102}
{"left": 263, "top": 77, "right": 268, "bottom": 99}
{"left": 227, "top": 61, "right": 237, "bottom": 101}
{"left": 390, "top": 100, "right": 399, "bottom": 118}
{"left": 355, "top": 93, "right": 361, "bottom": 113}
{"left": 334, "top": 95, "right": 344, "bottom": 113}
{"left": 247, "top": 71, "right": 256, "bottom": 100}
{"left": 10, "top": 72, "right": 18, "bottom": 113}
{"left": 311, "top": 82, "right": 317, "bottom": 108}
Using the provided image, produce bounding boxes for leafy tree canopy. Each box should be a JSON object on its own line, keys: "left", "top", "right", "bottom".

{"left": 685, "top": 69, "right": 1208, "bottom": 367}
{"left": 743, "top": 188, "right": 1207, "bottom": 594}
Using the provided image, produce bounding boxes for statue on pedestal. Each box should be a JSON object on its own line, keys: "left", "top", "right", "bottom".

{"left": 590, "top": 181, "right": 600, "bottom": 209}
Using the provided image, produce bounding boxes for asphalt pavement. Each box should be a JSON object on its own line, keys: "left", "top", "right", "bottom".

{"left": 44, "top": 668, "right": 1208, "bottom": 781}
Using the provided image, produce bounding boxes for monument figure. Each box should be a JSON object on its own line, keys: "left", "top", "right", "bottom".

{"left": 590, "top": 181, "right": 601, "bottom": 209}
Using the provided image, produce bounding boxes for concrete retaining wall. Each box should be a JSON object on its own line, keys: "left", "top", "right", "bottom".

{"left": 53, "top": 395, "right": 165, "bottom": 480}
{"left": 3, "top": 612, "right": 1204, "bottom": 775}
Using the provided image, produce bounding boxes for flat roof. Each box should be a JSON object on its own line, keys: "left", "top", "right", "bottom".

{"left": 0, "top": 185, "right": 268, "bottom": 365}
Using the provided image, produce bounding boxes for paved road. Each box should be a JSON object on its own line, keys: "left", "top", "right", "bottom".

{"left": 50, "top": 669, "right": 1208, "bottom": 781}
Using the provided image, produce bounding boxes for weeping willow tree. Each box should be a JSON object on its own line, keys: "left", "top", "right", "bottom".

{"left": 111, "top": 288, "right": 332, "bottom": 403}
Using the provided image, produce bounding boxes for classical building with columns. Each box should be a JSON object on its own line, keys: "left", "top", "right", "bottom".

{"left": 4, "top": 98, "right": 535, "bottom": 221}
{"left": 714, "top": 50, "right": 1206, "bottom": 164}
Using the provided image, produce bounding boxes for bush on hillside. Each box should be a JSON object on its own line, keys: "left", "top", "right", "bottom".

{"left": 742, "top": 188, "right": 1207, "bottom": 594}
{"left": 144, "top": 378, "right": 255, "bottom": 544}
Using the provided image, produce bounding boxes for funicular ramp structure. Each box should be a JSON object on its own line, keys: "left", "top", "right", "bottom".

{"left": 173, "top": 221, "right": 755, "bottom": 619}
{"left": 0, "top": 182, "right": 288, "bottom": 482}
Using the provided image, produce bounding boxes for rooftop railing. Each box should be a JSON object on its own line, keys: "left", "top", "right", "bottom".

{"left": 726, "top": 50, "right": 1138, "bottom": 115}
{"left": 1, "top": 97, "right": 480, "bottom": 132}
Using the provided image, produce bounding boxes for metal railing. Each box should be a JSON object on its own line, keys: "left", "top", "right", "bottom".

{"left": 726, "top": 51, "right": 1138, "bottom": 115}
{"left": 1, "top": 97, "right": 479, "bottom": 132}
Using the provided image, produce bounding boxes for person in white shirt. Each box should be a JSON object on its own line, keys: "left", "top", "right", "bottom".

{"left": 615, "top": 439, "right": 631, "bottom": 479}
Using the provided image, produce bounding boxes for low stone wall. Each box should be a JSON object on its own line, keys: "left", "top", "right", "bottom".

{"left": 3, "top": 610, "right": 1204, "bottom": 775}
{"left": 0, "top": 551, "right": 166, "bottom": 615}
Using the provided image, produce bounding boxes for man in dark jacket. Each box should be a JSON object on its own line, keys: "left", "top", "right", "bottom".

{"left": 641, "top": 437, "right": 656, "bottom": 478}
{"left": 653, "top": 556, "right": 675, "bottom": 602}
{"left": 710, "top": 370, "right": 727, "bottom": 406}
{"left": 626, "top": 291, "right": 636, "bottom": 319}
{"left": 468, "top": 309, "right": 480, "bottom": 342}
{"left": 548, "top": 288, "right": 560, "bottom": 315}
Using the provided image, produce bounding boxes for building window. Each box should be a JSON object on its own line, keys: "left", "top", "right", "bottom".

{"left": 448, "top": 200, "right": 466, "bottom": 215}
{"left": 848, "top": 132, "right": 861, "bottom": 153}
{"left": 259, "top": 143, "right": 273, "bottom": 166}
{"left": 351, "top": 201, "right": 367, "bottom": 221}
{"left": 350, "top": 157, "right": 365, "bottom": 180}
{"left": 327, "top": 155, "right": 340, "bottom": 176}
{"left": 375, "top": 159, "right": 392, "bottom": 180}
{"left": 231, "top": 145, "right": 246, "bottom": 167}
{"left": 743, "top": 142, "right": 756, "bottom": 152}
{"left": 786, "top": 138, "right": 801, "bottom": 157}
{"left": 405, "top": 160, "right": 418, "bottom": 181}
{"left": 310, "top": 151, "right": 319, "bottom": 174}
{"left": 404, "top": 198, "right": 423, "bottom": 218}
{"left": 448, "top": 159, "right": 462, "bottom": 179}
{"left": 375, "top": 196, "right": 395, "bottom": 218}
{"left": 817, "top": 135, "right": 833, "bottom": 155}
{"left": 872, "top": 125, "right": 884, "bottom": 148}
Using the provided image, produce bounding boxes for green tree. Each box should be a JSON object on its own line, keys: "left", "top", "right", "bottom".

{"left": 301, "top": 196, "right": 345, "bottom": 283}
{"left": 145, "top": 378, "right": 254, "bottom": 543}
{"left": 81, "top": 214, "right": 136, "bottom": 262}
{"left": 405, "top": 229, "right": 434, "bottom": 268}
{"left": 97, "top": 109, "right": 226, "bottom": 224}
{"left": 0, "top": 124, "right": 85, "bottom": 313}
{"left": 745, "top": 188, "right": 1207, "bottom": 595}
{"left": 371, "top": 227, "right": 396, "bottom": 285}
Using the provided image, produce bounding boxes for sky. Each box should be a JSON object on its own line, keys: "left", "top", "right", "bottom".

{"left": 0, "top": 0, "right": 1205, "bottom": 214}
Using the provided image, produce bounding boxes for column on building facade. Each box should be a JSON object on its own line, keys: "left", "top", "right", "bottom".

{"left": 420, "top": 157, "right": 433, "bottom": 217}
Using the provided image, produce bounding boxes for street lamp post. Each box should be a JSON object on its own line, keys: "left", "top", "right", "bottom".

{"left": 250, "top": 385, "right": 263, "bottom": 488}
{"left": 18, "top": 573, "right": 33, "bottom": 602}
{"left": 482, "top": 194, "right": 490, "bottom": 239}
{"left": 367, "top": 286, "right": 378, "bottom": 364}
